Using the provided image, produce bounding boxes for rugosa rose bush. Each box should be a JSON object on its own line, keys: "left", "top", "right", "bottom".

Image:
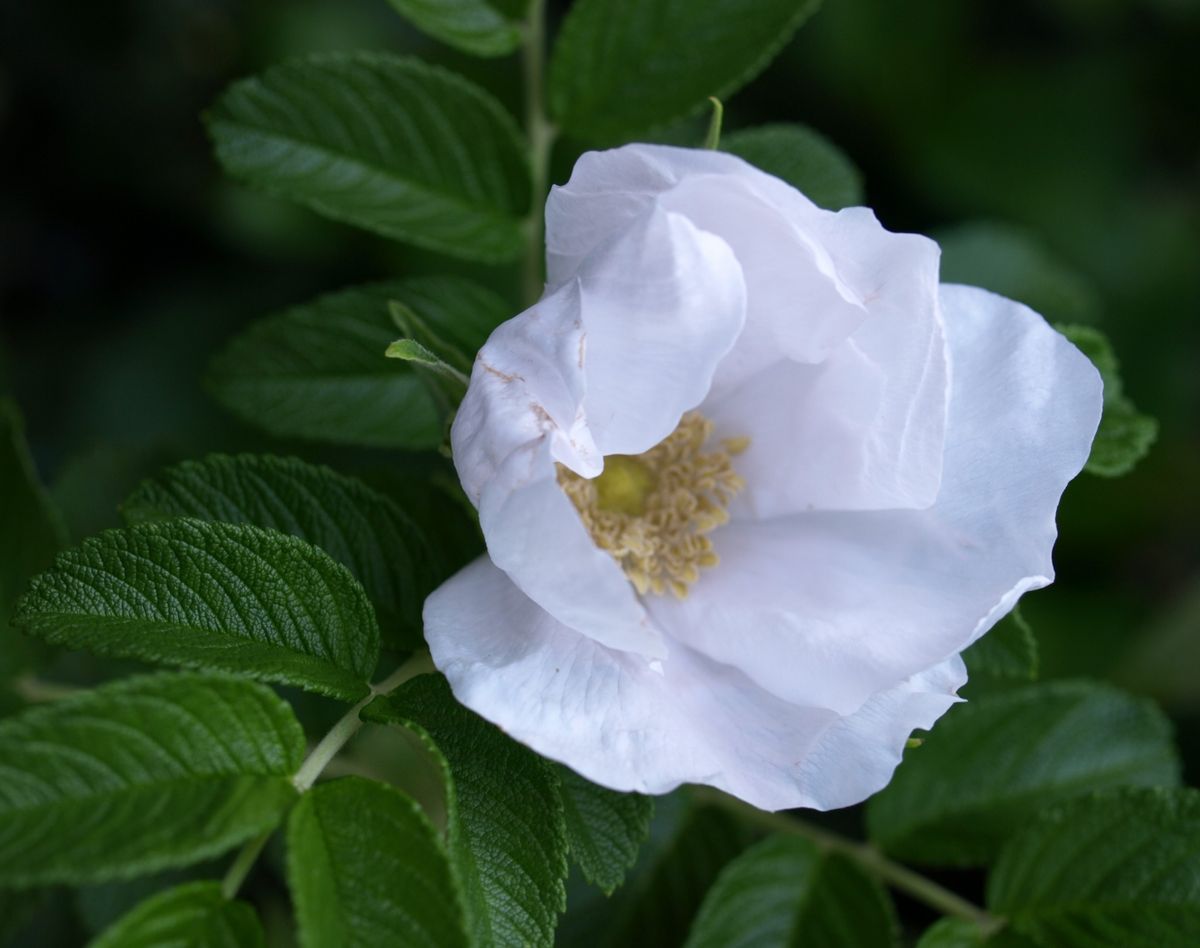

{"left": 426, "top": 144, "right": 1103, "bottom": 812}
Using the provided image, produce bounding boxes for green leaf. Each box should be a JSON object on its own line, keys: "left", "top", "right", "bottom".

{"left": 0, "top": 672, "right": 303, "bottom": 887}
{"left": 1057, "top": 324, "right": 1158, "bottom": 477}
{"left": 15, "top": 518, "right": 380, "bottom": 702}
{"left": 866, "top": 680, "right": 1180, "bottom": 866}
{"left": 916, "top": 918, "right": 984, "bottom": 948}
{"left": 206, "top": 52, "right": 530, "bottom": 261}
{"left": 0, "top": 399, "right": 67, "bottom": 679}
{"left": 684, "top": 834, "right": 895, "bottom": 948}
{"left": 385, "top": 0, "right": 526, "bottom": 57}
{"left": 558, "top": 766, "right": 653, "bottom": 895}
{"left": 961, "top": 608, "right": 1038, "bottom": 696}
{"left": 363, "top": 675, "right": 568, "bottom": 948}
{"left": 122, "top": 454, "right": 440, "bottom": 651}
{"left": 989, "top": 787, "right": 1200, "bottom": 947}
{"left": 722, "top": 123, "right": 863, "bottom": 210}
{"left": 603, "top": 803, "right": 752, "bottom": 948}
{"left": 937, "top": 222, "right": 1100, "bottom": 325}
{"left": 90, "top": 882, "right": 264, "bottom": 948}
{"left": 549, "top": 0, "right": 822, "bottom": 141}
{"left": 207, "top": 277, "right": 509, "bottom": 449}
{"left": 287, "top": 777, "right": 469, "bottom": 948}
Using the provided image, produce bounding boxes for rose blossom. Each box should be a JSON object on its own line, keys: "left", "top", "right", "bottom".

{"left": 424, "top": 144, "right": 1102, "bottom": 812}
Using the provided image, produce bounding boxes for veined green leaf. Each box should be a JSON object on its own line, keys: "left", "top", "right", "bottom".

{"left": 287, "top": 777, "right": 469, "bottom": 948}
{"left": 684, "top": 835, "right": 895, "bottom": 948}
{"left": 15, "top": 518, "right": 380, "bottom": 702}
{"left": 207, "top": 277, "right": 509, "bottom": 449}
{"left": 989, "top": 788, "right": 1200, "bottom": 947}
{"left": 207, "top": 52, "right": 530, "bottom": 261}
{"left": 0, "top": 673, "right": 303, "bottom": 887}
{"left": 558, "top": 766, "right": 652, "bottom": 895}
{"left": 0, "top": 399, "right": 67, "bottom": 679}
{"left": 549, "top": 0, "right": 822, "bottom": 141}
{"left": 364, "top": 675, "right": 568, "bottom": 948}
{"left": 961, "top": 608, "right": 1038, "bottom": 696}
{"left": 385, "top": 0, "right": 527, "bottom": 57}
{"left": 866, "top": 680, "right": 1180, "bottom": 866}
{"left": 90, "top": 882, "right": 264, "bottom": 948}
{"left": 122, "top": 454, "right": 440, "bottom": 651}
{"left": 1058, "top": 323, "right": 1158, "bottom": 477}
{"left": 722, "top": 123, "right": 863, "bottom": 210}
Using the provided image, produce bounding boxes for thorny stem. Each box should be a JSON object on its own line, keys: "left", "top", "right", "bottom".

{"left": 220, "top": 649, "right": 435, "bottom": 899}
{"left": 521, "top": 0, "right": 557, "bottom": 309}
{"left": 692, "top": 787, "right": 1004, "bottom": 935}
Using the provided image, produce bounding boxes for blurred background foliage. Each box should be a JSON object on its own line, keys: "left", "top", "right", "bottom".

{"left": 1, "top": 0, "right": 1197, "bottom": 905}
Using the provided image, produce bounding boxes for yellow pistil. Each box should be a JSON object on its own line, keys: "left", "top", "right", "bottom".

{"left": 557, "top": 412, "right": 747, "bottom": 599}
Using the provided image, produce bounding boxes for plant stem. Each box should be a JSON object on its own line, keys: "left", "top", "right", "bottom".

{"left": 521, "top": 0, "right": 556, "bottom": 309}
{"left": 12, "top": 675, "right": 82, "bottom": 703}
{"left": 220, "top": 650, "right": 434, "bottom": 899}
{"left": 693, "top": 787, "right": 1002, "bottom": 934}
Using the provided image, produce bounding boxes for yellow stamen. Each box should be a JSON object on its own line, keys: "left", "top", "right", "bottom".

{"left": 557, "top": 411, "right": 746, "bottom": 599}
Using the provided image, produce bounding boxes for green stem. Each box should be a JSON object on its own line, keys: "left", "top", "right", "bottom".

{"left": 220, "top": 650, "right": 434, "bottom": 899}
{"left": 693, "top": 788, "right": 1002, "bottom": 934}
{"left": 12, "top": 675, "right": 82, "bottom": 703}
{"left": 521, "top": 0, "right": 556, "bottom": 309}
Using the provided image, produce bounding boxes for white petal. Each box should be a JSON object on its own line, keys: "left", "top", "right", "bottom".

{"left": 651, "top": 284, "right": 1102, "bottom": 714}
{"left": 425, "top": 557, "right": 965, "bottom": 812}
{"left": 576, "top": 205, "right": 746, "bottom": 456}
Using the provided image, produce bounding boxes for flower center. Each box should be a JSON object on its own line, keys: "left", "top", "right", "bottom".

{"left": 557, "top": 412, "right": 748, "bottom": 599}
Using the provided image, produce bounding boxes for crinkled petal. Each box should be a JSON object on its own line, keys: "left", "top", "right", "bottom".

{"left": 576, "top": 205, "right": 746, "bottom": 456}
{"left": 651, "top": 284, "right": 1102, "bottom": 714}
{"left": 425, "top": 556, "right": 966, "bottom": 812}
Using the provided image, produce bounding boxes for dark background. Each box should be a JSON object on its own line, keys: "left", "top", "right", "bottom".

{"left": 1, "top": 0, "right": 1198, "bottom": 939}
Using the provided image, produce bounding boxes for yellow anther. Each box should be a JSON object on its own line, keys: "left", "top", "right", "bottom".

{"left": 557, "top": 412, "right": 746, "bottom": 599}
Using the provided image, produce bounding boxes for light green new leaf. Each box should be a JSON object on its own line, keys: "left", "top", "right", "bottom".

{"left": 287, "top": 777, "right": 469, "bottom": 948}
{"left": 1058, "top": 323, "right": 1158, "bottom": 477}
{"left": 122, "top": 454, "right": 440, "bottom": 651}
{"left": 364, "top": 675, "right": 568, "bottom": 948}
{"left": 684, "top": 835, "right": 895, "bottom": 948}
{"left": 385, "top": 0, "right": 526, "bottom": 57}
{"left": 0, "top": 399, "right": 67, "bottom": 679}
{"left": 937, "top": 222, "right": 1100, "bottom": 325}
{"left": 960, "top": 608, "right": 1038, "bottom": 696}
{"left": 207, "top": 277, "right": 509, "bottom": 449}
{"left": 15, "top": 518, "right": 380, "bottom": 702}
{"left": 91, "top": 882, "right": 264, "bottom": 948}
{"left": 989, "top": 787, "right": 1200, "bottom": 947}
{"left": 558, "top": 766, "right": 653, "bottom": 895}
{"left": 206, "top": 52, "right": 530, "bottom": 261}
{"left": 722, "top": 123, "right": 863, "bottom": 210}
{"left": 0, "top": 673, "right": 304, "bottom": 887}
{"left": 866, "top": 680, "right": 1180, "bottom": 866}
{"left": 549, "top": 0, "right": 822, "bottom": 141}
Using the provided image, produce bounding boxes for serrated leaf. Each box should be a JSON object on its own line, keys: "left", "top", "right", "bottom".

{"left": 603, "top": 804, "right": 752, "bottom": 948}
{"left": 0, "top": 399, "right": 67, "bottom": 679}
{"left": 0, "top": 672, "right": 304, "bottom": 887}
{"left": 684, "top": 834, "right": 895, "bottom": 948}
{"left": 287, "top": 777, "right": 469, "bottom": 948}
{"left": 937, "top": 222, "right": 1100, "bottom": 325}
{"left": 866, "top": 680, "right": 1180, "bottom": 866}
{"left": 1057, "top": 324, "right": 1158, "bottom": 477}
{"left": 90, "top": 882, "right": 264, "bottom": 948}
{"left": 363, "top": 675, "right": 568, "bottom": 948}
{"left": 207, "top": 277, "right": 509, "bottom": 449}
{"left": 549, "top": 0, "right": 822, "bottom": 141}
{"left": 557, "top": 766, "right": 653, "bottom": 895}
{"left": 206, "top": 52, "right": 530, "bottom": 261}
{"left": 961, "top": 608, "right": 1038, "bottom": 696}
{"left": 15, "top": 518, "right": 380, "bottom": 702}
{"left": 385, "top": 0, "right": 526, "bottom": 57}
{"left": 722, "top": 123, "right": 863, "bottom": 210}
{"left": 989, "top": 787, "right": 1200, "bottom": 947}
{"left": 122, "top": 454, "right": 440, "bottom": 651}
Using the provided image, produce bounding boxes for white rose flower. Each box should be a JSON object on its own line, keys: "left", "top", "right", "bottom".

{"left": 425, "top": 144, "right": 1103, "bottom": 812}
